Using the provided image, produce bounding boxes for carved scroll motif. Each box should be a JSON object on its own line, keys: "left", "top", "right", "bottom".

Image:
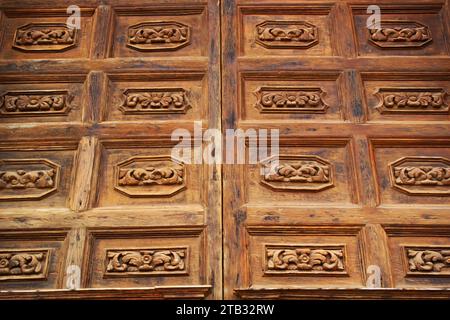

{"left": 394, "top": 167, "right": 450, "bottom": 186}
{"left": 374, "top": 88, "right": 448, "bottom": 114}
{"left": 0, "top": 159, "right": 60, "bottom": 201}
{"left": 119, "top": 88, "right": 190, "bottom": 114}
{"left": 0, "top": 249, "right": 50, "bottom": 280}
{"left": 13, "top": 23, "right": 77, "bottom": 52}
{"left": 260, "top": 155, "right": 334, "bottom": 191}
{"left": 254, "top": 87, "right": 329, "bottom": 113}
{"left": 389, "top": 157, "right": 450, "bottom": 195}
{"left": 105, "top": 248, "right": 187, "bottom": 276}
{"left": 406, "top": 247, "right": 450, "bottom": 275}
{"left": 265, "top": 245, "right": 346, "bottom": 274}
{"left": 0, "top": 91, "right": 71, "bottom": 116}
{"left": 264, "top": 163, "right": 330, "bottom": 183}
{"left": 127, "top": 21, "right": 190, "bottom": 51}
{"left": 0, "top": 169, "right": 56, "bottom": 189}
{"left": 256, "top": 21, "right": 318, "bottom": 49}
{"left": 118, "top": 166, "right": 184, "bottom": 186}
{"left": 114, "top": 156, "right": 186, "bottom": 197}
{"left": 368, "top": 21, "right": 432, "bottom": 48}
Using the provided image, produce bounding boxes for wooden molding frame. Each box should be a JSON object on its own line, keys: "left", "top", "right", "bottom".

{"left": 234, "top": 287, "right": 450, "bottom": 300}
{"left": 0, "top": 285, "right": 211, "bottom": 300}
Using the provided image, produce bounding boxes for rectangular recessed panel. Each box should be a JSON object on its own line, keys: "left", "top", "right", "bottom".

{"left": 83, "top": 227, "right": 205, "bottom": 288}
{"left": 0, "top": 230, "right": 68, "bottom": 290}
{"left": 0, "top": 76, "right": 86, "bottom": 124}
{"left": 246, "top": 227, "right": 362, "bottom": 288}
{"left": 385, "top": 227, "right": 450, "bottom": 288}
{"left": 351, "top": 5, "right": 448, "bottom": 57}
{"left": 238, "top": 6, "right": 334, "bottom": 57}
{"left": 104, "top": 73, "right": 207, "bottom": 122}
{"left": 0, "top": 147, "right": 76, "bottom": 209}
{"left": 111, "top": 6, "right": 208, "bottom": 58}
{"left": 362, "top": 74, "right": 450, "bottom": 122}
{"left": 0, "top": 10, "right": 94, "bottom": 59}
{"left": 96, "top": 141, "right": 204, "bottom": 208}
{"left": 245, "top": 142, "right": 358, "bottom": 206}
{"left": 372, "top": 142, "right": 450, "bottom": 206}
{"left": 240, "top": 72, "right": 344, "bottom": 122}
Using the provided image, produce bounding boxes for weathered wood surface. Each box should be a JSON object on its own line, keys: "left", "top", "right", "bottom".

{"left": 0, "top": 0, "right": 449, "bottom": 300}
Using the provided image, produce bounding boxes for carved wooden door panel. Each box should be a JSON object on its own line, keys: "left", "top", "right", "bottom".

{"left": 0, "top": 0, "right": 221, "bottom": 299}
{"left": 223, "top": 0, "right": 450, "bottom": 299}
{"left": 1, "top": 0, "right": 450, "bottom": 301}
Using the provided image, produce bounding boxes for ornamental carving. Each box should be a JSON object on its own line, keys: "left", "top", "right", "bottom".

{"left": 0, "top": 159, "right": 60, "bottom": 201}
{"left": 406, "top": 247, "right": 450, "bottom": 275}
{"left": 389, "top": 157, "right": 450, "bottom": 196}
{"left": 374, "top": 88, "right": 448, "bottom": 114}
{"left": 260, "top": 155, "right": 333, "bottom": 191}
{"left": 119, "top": 88, "right": 190, "bottom": 114}
{"left": 0, "top": 91, "right": 71, "bottom": 116}
{"left": 127, "top": 21, "right": 190, "bottom": 51}
{"left": 118, "top": 166, "right": 183, "bottom": 186}
{"left": 13, "top": 23, "right": 77, "bottom": 52}
{"left": 256, "top": 21, "right": 318, "bottom": 49}
{"left": 105, "top": 248, "right": 187, "bottom": 276}
{"left": 265, "top": 245, "right": 346, "bottom": 274}
{"left": 254, "top": 87, "right": 329, "bottom": 113}
{"left": 114, "top": 156, "right": 186, "bottom": 197}
{"left": 0, "top": 249, "right": 50, "bottom": 281}
{"left": 368, "top": 21, "right": 432, "bottom": 48}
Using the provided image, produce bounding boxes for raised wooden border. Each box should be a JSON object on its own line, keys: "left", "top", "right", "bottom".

{"left": 0, "top": 285, "right": 211, "bottom": 300}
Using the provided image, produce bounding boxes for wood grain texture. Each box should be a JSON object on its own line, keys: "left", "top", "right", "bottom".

{"left": 358, "top": 224, "right": 394, "bottom": 288}
{"left": 0, "top": 0, "right": 449, "bottom": 299}
{"left": 0, "top": 285, "right": 212, "bottom": 299}
{"left": 89, "top": 5, "right": 113, "bottom": 59}
{"left": 69, "top": 137, "right": 98, "bottom": 211}
{"left": 63, "top": 227, "right": 86, "bottom": 289}
{"left": 0, "top": 0, "right": 221, "bottom": 299}
{"left": 234, "top": 287, "right": 450, "bottom": 300}
{"left": 222, "top": 0, "right": 450, "bottom": 299}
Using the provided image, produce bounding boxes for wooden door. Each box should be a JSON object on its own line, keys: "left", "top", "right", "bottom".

{"left": 0, "top": 0, "right": 450, "bottom": 301}
{"left": 222, "top": 0, "right": 450, "bottom": 299}
{"left": 0, "top": 0, "right": 221, "bottom": 299}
